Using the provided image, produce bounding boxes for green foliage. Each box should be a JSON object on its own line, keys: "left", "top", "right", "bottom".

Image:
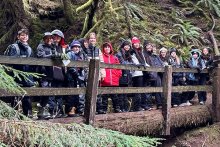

{"left": 197, "top": 0, "right": 220, "bottom": 17}
{"left": 0, "top": 100, "right": 162, "bottom": 147}
{"left": 0, "top": 64, "right": 42, "bottom": 95}
{"left": 179, "top": 46, "right": 191, "bottom": 63}
{"left": 126, "top": 2, "right": 144, "bottom": 20}
{"left": 0, "top": 100, "right": 30, "bottom": 120}
{"left": 170, "top": 19, "right": 201, "bottom": 46}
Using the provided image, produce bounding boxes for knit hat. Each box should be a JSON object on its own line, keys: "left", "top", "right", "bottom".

{"left": 159, "top": 47, "right": 168, "bottom": 53}
{"left": 169, "top": 48, "right": 177, "bottom": 54}
{"left": 131, "top": 37, "right": 140, "bottom": 44}
{"left": 70, "top": 40, "right": 81, "bottom": 48}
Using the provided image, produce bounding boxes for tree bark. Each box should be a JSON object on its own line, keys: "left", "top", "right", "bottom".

{"left": 63, "top": 0, "right": 74, "bottom": 25}
{"left": 49, "top": 105, "right": 212, "bottom": 135}
{"left": 0, "top": 0, "right": 30, "bottom": 52}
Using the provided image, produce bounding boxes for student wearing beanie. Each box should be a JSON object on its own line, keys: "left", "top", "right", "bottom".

{"left": 159, "top": 47, "right": 169, "bottom": 65}
{"left": 130, "top": 37, "right": 152, "bottom": 111}
{"left": 65, "top": 40, "right": 87, "bottom": 116}
{"left": 115, "top": 40, "right": 133, "bottom": 112}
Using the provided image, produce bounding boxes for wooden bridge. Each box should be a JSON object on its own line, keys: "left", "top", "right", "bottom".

{"left": 0, "top": 55, "right": 219, "bottom": 136}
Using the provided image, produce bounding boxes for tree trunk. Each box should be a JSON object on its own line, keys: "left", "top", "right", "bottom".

{"left": 0, "top": 0, "right": 30, "bottom": 52}
{"left": 49, "top": 105, "right": 212, "bottom": 135}
{"left": 63, "top": 0, "right": 74, "bottom": 25}
{"left": 80, "top": 0, "right": 99, "bottom": 37}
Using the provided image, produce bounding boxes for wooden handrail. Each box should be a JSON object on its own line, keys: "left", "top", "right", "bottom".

{"left": 0, "top": 55, "right": 208, "bottom": 73}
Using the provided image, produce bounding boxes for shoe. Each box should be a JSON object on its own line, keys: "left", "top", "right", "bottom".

{"left": 143, "top": 106, "right": 152, "bottom": 111}
{"left": 173, "top": 104, "right": 178, "bottom": 107}
{"left": 97, "top": 110, "right": 107, "bottom": 114}
{"left": 179, "top": 103, "right": 187, "bottom": 107}
{"left": 134, "top": 107, "right": 145, "bottom": 112}
{"left": 157, "top": 105, "right": 162, "bottom": 109}
{"left": 37, "top": 104, "right": 51, "bottom": 120}
{"left": 186, "top": 101, "right": 192, "bottom": 106}
{"left": 199, "top": 101, "right": 205, "bottom": 105}
{"left": 115, "top": 108, "right": 122, "bottom": 113}
{"left": 68, "top": 107, "right": 77, "bottom": 117}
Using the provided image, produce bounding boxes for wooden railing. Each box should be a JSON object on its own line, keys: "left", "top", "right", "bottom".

{"left": 0, "top": 55, "right": 218, "bottom": 135}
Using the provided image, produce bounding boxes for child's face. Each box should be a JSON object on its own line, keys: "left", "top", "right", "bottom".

{"left": 89, "top": 35, "right": 96, "bottom": 46}
{"left": 160, "top": 51, "right": 167, "bottom": 57}
{"left": 124, "top": 45, "right": 130, "bottom": 51}
{"left": 203, "top": 48, "right": 209, "bottom": 55}
{"left": 71, "top": 46, "right": 80, "bottom": 53}
{"left": 171, "top": 52, "right": 176, "bottom": 58}
{"left": 53, "top": 34, "right": 61, "bottom": 44}
{"left": 44, "top": 36, "right": 53, "bottom": 45}
{"left": 145, "top": 44, "right": 153, "bottom": 52}
{"left": 84, "top": 41, "right": 89, "bottom": 48}
{"left": 133, "top": 43, "right": 140, "bottom": 49}
{"left": 192, "top": 53, "right": 198, "bottom": 59}
{"left": 104, "top": 45, "right": 111, "bottom": 54}
{"left": 17, "top": 33, "right": 29, "bottom": 43}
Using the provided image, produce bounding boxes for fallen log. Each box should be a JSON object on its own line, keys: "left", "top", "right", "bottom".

{"left": 49, "top": 104, "right": 212, "bottom": 135}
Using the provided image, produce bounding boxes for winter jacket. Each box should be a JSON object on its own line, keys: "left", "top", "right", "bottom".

{"left": 201, "top": 54, "right": 213, "bottom": 68}
{"left": 143, "top": 50, "right": 164, "bottom": 79}
{"left": 115, "top": 47, "right": 133, "bottom": 85}
{"left": 101, "top": 42, "right": 122, "bottom": 86}
{"left": 87, "top": 44, "right": 106, "bottom": 79}
{"left": 5, "top": 40, "right": 35, "bottom": 86}
{"left": 187, "top": 51, "right": 205, "bottom": 81}
{"left": 67, "top": 50, "right": 88, "bottom": 81}
{"left": 36, "top": 42, "right": 54, "bottom": 80}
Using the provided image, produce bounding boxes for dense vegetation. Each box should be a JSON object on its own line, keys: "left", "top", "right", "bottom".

{"left": 0, "top": 0, "right": 219, "bottom": 56}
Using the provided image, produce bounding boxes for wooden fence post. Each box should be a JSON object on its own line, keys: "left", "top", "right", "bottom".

{"left": 162, "top": 65, "right": 172, "bottom": 135}
{"left": 212, "top": 61, "right": 220, "bottom": 122}
{"left": 84, "top": 59, "right": 100, "bottom": 125}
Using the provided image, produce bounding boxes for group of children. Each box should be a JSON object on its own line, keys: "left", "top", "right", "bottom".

{"left": 4, "top": 28, "right": 213, "bottom": 119}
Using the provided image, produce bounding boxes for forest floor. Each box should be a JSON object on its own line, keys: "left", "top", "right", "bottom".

{"left": 163, "top": 92, "right": 220, "bottom": 147}
{"left": 163, "top": 122, "right": 220, "bottom": 147}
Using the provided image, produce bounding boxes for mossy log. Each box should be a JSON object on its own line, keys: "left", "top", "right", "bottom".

{"left": 49, "top": 105, "right": 212, "bottom": 135}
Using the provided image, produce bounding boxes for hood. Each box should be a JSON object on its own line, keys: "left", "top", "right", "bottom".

{"left": 190, "top": 49, "right": 201, "bottom": 57}
{"left": 102, "top": 42, "right": 113, "bottom": 55}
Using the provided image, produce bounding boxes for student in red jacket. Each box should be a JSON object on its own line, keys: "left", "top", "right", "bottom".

{"left": 97, "top": 42, "right": 122, "bottom": 114}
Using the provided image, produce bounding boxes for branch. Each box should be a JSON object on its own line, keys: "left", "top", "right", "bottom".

{"left": 208, "top": 13, "right": 220, "bottom": 56}
{"left": 76, "top": 0, "right": 93, "bottom": 14}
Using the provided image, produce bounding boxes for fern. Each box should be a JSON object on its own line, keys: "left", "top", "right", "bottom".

{"left": 170, "top": 19, "right": 201, "bottom": 46}
{"left": 197, "top": 0, "right": 220, "bottom": 17}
